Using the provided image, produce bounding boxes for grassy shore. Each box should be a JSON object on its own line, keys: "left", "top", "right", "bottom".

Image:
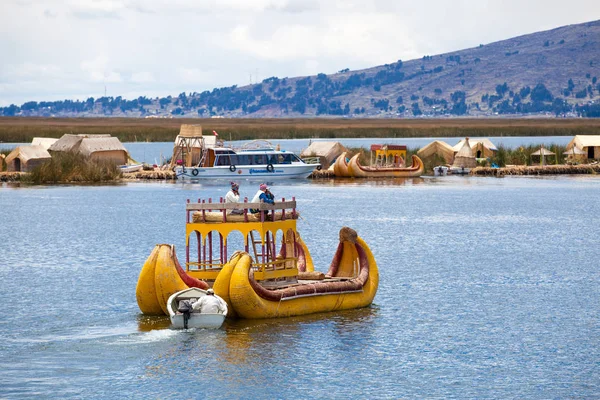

{"left": 1, "top": 117, "right": 600, "bottom": 143}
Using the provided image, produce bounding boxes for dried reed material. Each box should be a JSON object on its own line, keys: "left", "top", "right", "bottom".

{"left": 309, "top": 169, "right": 335, "bottom": 179}
{"left": 2, "top": 117, "right": 600, "bottom": 143}
{"left": 472, "top": 164, "right": 600, "bottom": 176}
{"left": 123, "top": 170, "right": 177, "bottom": 180}
{"left": 0, "top": 171, "right": 23, "bottom": 181}
{"left": 298, "top": 271, "right": 326, "bottom": 280}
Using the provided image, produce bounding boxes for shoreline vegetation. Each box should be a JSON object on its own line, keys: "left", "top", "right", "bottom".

{"left": 1, "top": 117, "right": 600, "bottom": 143}
{"left": 2, "top": 117, "right": 599, "bottom": 183}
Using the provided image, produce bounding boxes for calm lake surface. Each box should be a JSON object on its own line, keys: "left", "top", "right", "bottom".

{"left": 1, "top": 175, "right": 599, "bottom": 399}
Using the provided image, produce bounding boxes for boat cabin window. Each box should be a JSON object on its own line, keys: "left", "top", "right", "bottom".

{"left": 215, "top": 155, "right": 232, "bottom": 166}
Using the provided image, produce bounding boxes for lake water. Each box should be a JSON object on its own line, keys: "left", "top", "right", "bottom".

{"left": 1, "top": 175, "right": 599, "bottom": 399}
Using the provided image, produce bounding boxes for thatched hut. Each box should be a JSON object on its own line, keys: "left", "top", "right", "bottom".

{"left": 49, "top": 134, "right": 128, "bottom": 165}
{"left": 453, "top": 138, "right": 497, "bottom": 159}
{"left": 452, "top": 138, "right": 477, "bottom": 169}
{"left": 563, "top": 146, "right": 587, "bottom": 163}
{"left": 531, "top": 147, "right": 556, "bottom": 166}
{"left": 417, "top": 140, "right": 455, "bottom": 164}
{"left": 5, "top": 145, "right": 51, "bottom": 172}
{"left": 566, "top": 135, "right": 600, "bottom": 160}
{"left": 300, "top": 141, "right": 348, "bottom": 169}
{"left": 31, "top": 137, "right": 59, "bottom": 150}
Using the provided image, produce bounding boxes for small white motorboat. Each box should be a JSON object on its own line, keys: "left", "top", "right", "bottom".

{"left": 166, "top": 287, "right": 227, "bottom": 329}
{"left": 118, "top": 163, "right": 144, "bottom": 173}
{"left": 433, "top": 165, "right": 448, "bottom": 176}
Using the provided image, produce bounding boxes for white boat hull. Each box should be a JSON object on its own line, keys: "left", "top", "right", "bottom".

{"left": 169, "top": 313, "right": 226, "bottom": 329}
{"left": 174, "top": 163, "right": 319, "bottom": 180}
{"left": 119, "top": 164, "right": 144, "bottom": 173}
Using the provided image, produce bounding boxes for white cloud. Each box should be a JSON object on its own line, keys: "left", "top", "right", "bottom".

{"left": 131, "top": 71, "right": 155, "bottom": 83}
{"left": 0, "top": 0, "right": 599, "bottom": 106}
{"left": 80, "top": 56, "right": 122, "bottom": 83}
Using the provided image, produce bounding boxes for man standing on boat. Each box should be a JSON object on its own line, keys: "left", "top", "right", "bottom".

{"left": 191, "top": 289, "right": 226, "bottom": 314}
{"left": 225, "top": 181, "right": 243, "bottom": 214}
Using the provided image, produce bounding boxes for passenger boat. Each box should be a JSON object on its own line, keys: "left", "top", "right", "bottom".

{"left": 347, "top": 154, "right": 424, "bottom": 178}
{"left": 136, "top": 196, "right": 379, "bottom": 319}
{"left": 170, "top": 128, "right": 319, "bottom": 180}
{"left": 166, "top": 287, "right": 227, "bottom": 329}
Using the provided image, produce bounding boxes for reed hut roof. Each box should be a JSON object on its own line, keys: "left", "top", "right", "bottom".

{"left": 49, "top": 134, "right": 127, "bottom": 156}
{"left": 178, "top": 124, "right": 203, "bottom": 137}
{"left": 417, "top": 140, "right": 455, "bottom": 164}
{"left": 300, "top": 141, "right": 348, "bottom": 166}
{"left": 567, "top": 135, "right": 600, "bottom": 150}
{"left": 31, "top": 137, "right": 58, "bottom": 150}
{"left": 5, "top": 145, "right": 51, "bottom": 163}
{"left": 48, "top": 134, "right": 84, "bottom": 153}
{"left": 563, "top": 147, "right": 586, "bottom": 155}
{"left": 452, "top": 138, "right": 477, "bottom": 168}
{"left": 531, "top": 148, "right": 555, "bottom": 156}
{"left": 78, "top": 137, "right": 127, "bottom": 157}
{"left": 452, "top": 138, "right": 497, "bottom": 152}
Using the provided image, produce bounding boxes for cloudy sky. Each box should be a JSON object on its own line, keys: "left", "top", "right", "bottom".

{"left": 1, "top": 0, "right": 598, "bottom": 106}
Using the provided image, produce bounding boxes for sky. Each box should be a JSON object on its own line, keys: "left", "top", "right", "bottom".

{"left": 1, "top": 0, "right": 599, "bottom": 107}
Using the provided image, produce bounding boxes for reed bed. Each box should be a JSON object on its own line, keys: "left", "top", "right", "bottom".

{"left": 0, "top": 172, "right": 22, "bottom": 182}
{"left": 1, "top": 117, "right": 599, "bottom": 143}
{"left": 122, "top": 170, "right": 177, "bottom": 180}
{"left": 24, "top": 152, "right": 122, "bottom": 184}
{"left": 473, "top": 164, "right": 600, "bottom": 176}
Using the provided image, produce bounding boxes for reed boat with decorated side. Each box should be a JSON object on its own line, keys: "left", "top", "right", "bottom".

{"left": 347, "top": 153, "right": 424, "bottom": 178}
{"left": 136, "top": 196, "right": 378, "bottom": 319}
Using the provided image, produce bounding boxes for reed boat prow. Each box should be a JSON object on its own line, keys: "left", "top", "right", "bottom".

{"left": 333, "top": 152, "right": 351, "bottom": 177}
{"left": 224, "top": 226, "right": 379, "bottom": 319}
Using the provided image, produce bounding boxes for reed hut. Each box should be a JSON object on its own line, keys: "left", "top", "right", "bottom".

{"left": 566, "top": 135, "right": 600, "bottom": 160}
{"left": 300, "top": 141, "right": 348, "bottom": 169}
{"left": 452, "top": 137, "right": 477, "bottom": 169}
{"left": 417, "top": 140, "right": 455, "bottom": 164}
{"left": 31, "top": 137, "right": 59, "bottom": 150}
{"left": 49, "top": 134, "right": 128, "bottom": 165}
{"left": 531, "top": 146, "right": 556, "bottom": 166}
{"left": 453, "top": 138, "right": 497, "bottom": 159}
{"left": 563, "top": 146, "right": 587, "bottom": 163}
{"left": 5, "top": 145, "right": 51, "bottom": 172}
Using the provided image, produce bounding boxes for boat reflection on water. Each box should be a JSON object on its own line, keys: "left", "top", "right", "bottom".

{"left": 311, "top": 176, "right": 427, "bottom": 187}
{"left": 218, "top": 307, "right": 379, "bottom": 365}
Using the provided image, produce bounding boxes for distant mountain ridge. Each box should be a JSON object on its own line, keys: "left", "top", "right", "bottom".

{"left": 3, "top": 19, "right": 600, "bottom": 118}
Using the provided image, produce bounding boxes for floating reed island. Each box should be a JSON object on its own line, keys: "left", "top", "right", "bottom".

{"left": 472, "top": 163, "right": 600, "bottom": 176}
{"left": 121, "top": 169, "right": 176, "bottom": 180}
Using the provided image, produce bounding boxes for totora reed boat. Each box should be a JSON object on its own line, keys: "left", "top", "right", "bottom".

{"left": 136, "top": 196, "right": 379, "bottom": 319}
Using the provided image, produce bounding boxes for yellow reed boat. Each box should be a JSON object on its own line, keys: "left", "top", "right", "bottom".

{"left": 347, "top": 154, "right": 424, "bottom": 178}
{"left": 136, "top": 196, "right": 378, "bottom": 319}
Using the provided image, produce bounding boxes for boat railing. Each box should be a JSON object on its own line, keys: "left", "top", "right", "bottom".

{"left": 253, "top": 257, "right": 299, "bottom": 281}
{"left": 186, "top": 261, "right": 223, "bottom": 280}
{"left": 186, "top": 197, "right": 297, "bottom": 223}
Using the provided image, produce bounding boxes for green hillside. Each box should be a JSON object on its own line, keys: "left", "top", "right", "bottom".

{"left": 2, "top": 19, "right": 599, "bottom": 118}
